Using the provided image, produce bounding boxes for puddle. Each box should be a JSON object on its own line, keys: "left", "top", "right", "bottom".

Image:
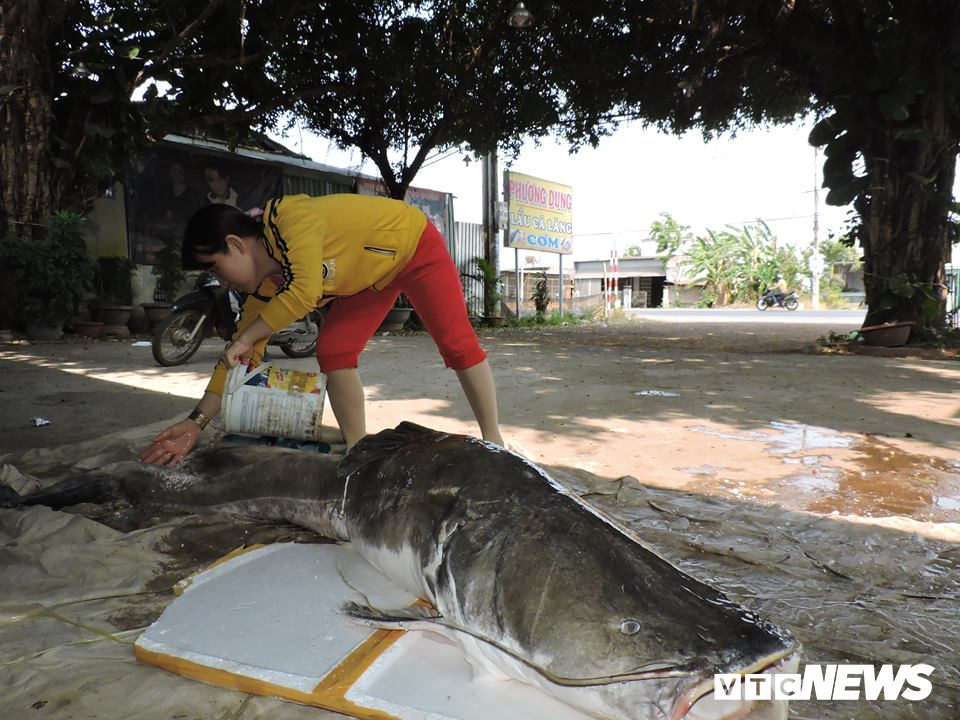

{"left": 686, "top": 422, "right": 960, "bottom": 522}
{"left": 690, "top": 421, "right": 856, "bottom": 454}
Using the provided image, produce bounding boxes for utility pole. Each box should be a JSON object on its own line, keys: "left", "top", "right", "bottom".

{"left": 811, "top": 147, "right": 821, "bottom": 310}
{"left": 481, "top": 150, "right": 502, "bottom": 318}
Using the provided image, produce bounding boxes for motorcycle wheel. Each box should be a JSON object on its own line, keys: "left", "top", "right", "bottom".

{"left": 784, "top": 298, "right": 799, "bottom": 311}
{"left": 152, "top": 309, "right": 207, "bottom": 366}
{"left": 280, "top": 313, "right": 321, "bottom": 358}
{"left": 756, "top": 297, "right": 770, "bottom": 311}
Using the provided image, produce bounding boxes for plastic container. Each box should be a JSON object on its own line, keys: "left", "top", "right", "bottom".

{"left": 222, "top": 363, "right": 326, "bottom": 441}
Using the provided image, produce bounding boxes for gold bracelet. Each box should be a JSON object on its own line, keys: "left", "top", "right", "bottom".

{"left": 187, "top": 409, "right": 211, "bottom": 430}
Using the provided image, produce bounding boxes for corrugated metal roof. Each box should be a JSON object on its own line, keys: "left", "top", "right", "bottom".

{"left": 161, "top": 133, "right": 370, "bottom": 179}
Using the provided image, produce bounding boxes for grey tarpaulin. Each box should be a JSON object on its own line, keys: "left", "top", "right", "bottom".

{"left": 1, "top": 422, "right": 957, "bottom": 720}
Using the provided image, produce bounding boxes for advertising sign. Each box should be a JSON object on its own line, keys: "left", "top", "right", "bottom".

{"left": 505, "top": 171, "right": 573, "bottom": 255}
{"left": 357, "top": 177, "right": 453, "bottom": 241}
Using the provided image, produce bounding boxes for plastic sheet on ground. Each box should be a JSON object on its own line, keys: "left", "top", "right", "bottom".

{"left": 0, "top": 426, "right": 958, "bottom": 720}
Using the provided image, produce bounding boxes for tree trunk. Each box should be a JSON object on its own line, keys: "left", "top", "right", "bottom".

{"left": 858, "top": 58, "right": 958, "bottom": 334}
{"left": 0, "top": 0, "right": 62, "bottom": 236}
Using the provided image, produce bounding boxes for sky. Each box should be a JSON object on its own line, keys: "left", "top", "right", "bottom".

{"left": 273, "top": 117, "right": 854, "bottom": 271}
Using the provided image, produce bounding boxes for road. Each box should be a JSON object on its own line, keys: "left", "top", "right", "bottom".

{"left": 625, "top": 307, "right": 866, "bottom": 324}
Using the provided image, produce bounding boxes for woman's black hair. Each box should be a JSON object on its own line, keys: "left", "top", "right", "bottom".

{"left": 182, "top": 203, "right": 262, "bottom": 270}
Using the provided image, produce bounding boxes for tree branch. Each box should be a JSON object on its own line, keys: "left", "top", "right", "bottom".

{"left": 131, "top": 0, "right": 225, "bottom": 92}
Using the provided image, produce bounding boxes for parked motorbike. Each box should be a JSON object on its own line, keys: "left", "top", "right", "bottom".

{"left": 152, "top": 272, "right": 323, "bottom": 366}
{"left": 756, "top": 287, "right": 799, "bottom": 311}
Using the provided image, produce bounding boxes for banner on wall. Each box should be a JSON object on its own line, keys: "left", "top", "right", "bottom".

{"left": 505, "top": 171, "right": 573, "bottom": 255}
{"left": 126, "top": 148, "right": 282, "bottom": 264}
{"left": 356, "top": 177, "right": 453, "bottom": 242}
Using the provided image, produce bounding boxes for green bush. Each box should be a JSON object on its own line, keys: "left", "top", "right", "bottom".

{"left": 0, "top": 212, "right": 95, "bottom": 326}
{"left": 465, "top": 257, "right": 503, "bottom": 318}
{"left": 151, "top": 236, "right": 186, "bottom": 302}
{"left": 95, "top": 255, "right": 137, "bottom": 305}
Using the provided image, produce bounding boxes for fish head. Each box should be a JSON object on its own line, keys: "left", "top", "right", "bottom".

{"left": 586, "top": 646, "right": 801, "bottom": 720}
{"left": 502, "top": 558, "right": 802, "bottom": 720}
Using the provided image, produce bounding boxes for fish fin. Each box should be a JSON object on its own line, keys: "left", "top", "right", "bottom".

{"left": 339, "top": 423, "right": 456, "bottom": 478}
{"left": 340, "top": 601, "right": 443, "bottom": 630}
{"left": 346, "top": 423, "right": 449, "bottom": 458}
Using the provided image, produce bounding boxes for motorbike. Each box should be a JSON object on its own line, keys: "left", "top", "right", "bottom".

{"left": 152, "top": 272, "right": 323, "bottom": 366}
{"left": 756, "top": 287, "right": 799, "bottom": 311}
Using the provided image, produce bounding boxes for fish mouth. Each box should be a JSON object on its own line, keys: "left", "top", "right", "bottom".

{"left": 668, "top": 645, "right": 802, "bottom": 720}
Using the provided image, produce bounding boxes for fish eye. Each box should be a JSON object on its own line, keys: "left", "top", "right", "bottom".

{"left": 619, "top": 619, "right": 641, "bottom": 636}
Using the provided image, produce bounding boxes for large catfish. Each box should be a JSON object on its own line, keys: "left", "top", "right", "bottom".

{"left": 1, "top": 422, "right": 799, "bottom": 720}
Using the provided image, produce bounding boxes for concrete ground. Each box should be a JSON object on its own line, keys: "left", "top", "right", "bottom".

{"left": 2, "top": 311, "right": 958, "bottom": 524}
{"left": 1, "top": 310, "right": 959, "bottom": 719}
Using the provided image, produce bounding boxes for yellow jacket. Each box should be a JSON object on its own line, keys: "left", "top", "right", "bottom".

{"left": 206, "top": 193, "right": 427, "bottom": 396}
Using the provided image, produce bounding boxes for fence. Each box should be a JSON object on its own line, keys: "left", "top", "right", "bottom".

{"left": 453, "top": 221, "right": 485, "bottom": 317}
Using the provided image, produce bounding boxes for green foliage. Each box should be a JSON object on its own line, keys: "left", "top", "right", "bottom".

{"left": 465, "top": 257, "right": 503, "bottom": 318}
{"left": 229, "top": 1, "right": 567, "bottom": 198}
{"left": 0, "top": 212, "right": 95, "bottom": 326}
{"left": 876, "top": 273, "right": 942, "bottom": 321}
{"left": 541, "top": 2, "right": 960, "bottom": 331}
{"left": 650, "top": 213, "right": 694, "bottom": 258}
{"left": 95, "top": 256, "right": 136, "bottom": 305}
{"left": 9, "top": 0, "right": 959, "bottom": 335}
{"left": 684, "top": 230, "right": 739, "bottom": 306}
{"left": 531, "top": 272, "right": 550, "bottom": 322}
{"left": 151, "top": 236, "right": 186, "bottom": 302}
{"left": 820, "top": 237, "right": 861, "bottom": 267}
{"left": 508, "top": 311, "right": 580, "bottom": 328}
{"left": 681, "top": 222, "right": 804, "bottom": 306}
{"left": 817, "top": 236, "right": 862, "bottom": 302}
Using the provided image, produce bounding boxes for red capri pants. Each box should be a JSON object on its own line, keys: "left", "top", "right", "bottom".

{"left": 316, "top": 221, "right": 487, "bottom": 372}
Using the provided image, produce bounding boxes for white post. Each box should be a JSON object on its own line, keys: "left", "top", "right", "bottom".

{"left": 559, "top": 254, "right": 564, "bottom": 317}
{"left": 812, "top": 146, "right": 821, "bottom": 310}
{"left": 515, "top": 249, "right": 521, "bottom": 318}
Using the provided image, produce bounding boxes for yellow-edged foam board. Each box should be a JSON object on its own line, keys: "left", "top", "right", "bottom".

{"left": 135, "top": 543, "right": 593, "bottom": 720}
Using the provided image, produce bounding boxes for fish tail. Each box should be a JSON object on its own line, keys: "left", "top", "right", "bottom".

{"left": 0, "top": 485, "right": 23, "bottom": 508}
{"left": 2, "top": 473, "right": 112, "bottom": 510}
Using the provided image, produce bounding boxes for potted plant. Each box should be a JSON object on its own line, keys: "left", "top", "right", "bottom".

{"left": 857, "top": 320, "right": 915, "bottom": 347}
{"left": 467, "top": 257, "right": 505, "bottom": 327}
{"left": 143, "top": 235, "right": 186, "bottom": 328}
{"left": 0, "top": 212, "right": 95, "bottom": 341}
{"left": 379, "top": 293, "right": 413, "bottom": 332}
{"left": 91, "top": 256, "right": 137, "bottom": 334}
{"left": 73, "top": 318, "right": 104, "bottom": 338}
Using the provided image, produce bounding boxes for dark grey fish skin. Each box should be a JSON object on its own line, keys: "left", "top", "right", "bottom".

{"left": 2, "top": 425, "right": 799, "bottom": 719}
{"left": 338, "top": 423, "right": 799, "bottom": 718}
{"left": 2, "top": 446, "right": 344, "bottom": 538}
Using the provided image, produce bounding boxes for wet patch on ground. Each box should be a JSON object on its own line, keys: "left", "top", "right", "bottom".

{"left": 685, "top": 422, "right": 960, "bottom": 522}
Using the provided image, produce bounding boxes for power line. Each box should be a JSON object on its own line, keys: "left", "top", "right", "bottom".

{"left": 419, "top": 146, "right": 467, "bottom": 169}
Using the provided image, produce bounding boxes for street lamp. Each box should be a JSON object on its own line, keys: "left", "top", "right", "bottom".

{"left": 484, "top": 4, "right": 535, "bottom": 319}
{"left": 509, "top": 2, "right": 535, "bottom": 28}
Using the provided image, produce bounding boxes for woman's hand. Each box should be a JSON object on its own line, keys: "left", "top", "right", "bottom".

{"left": 138, "top": 421, "right": 200, "bottom": 466}
{"left": 221, "top": 316, "right": 273, "bottom": 368}
{"left": 222, "top": 337, "right": 254, "bottom": 369}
